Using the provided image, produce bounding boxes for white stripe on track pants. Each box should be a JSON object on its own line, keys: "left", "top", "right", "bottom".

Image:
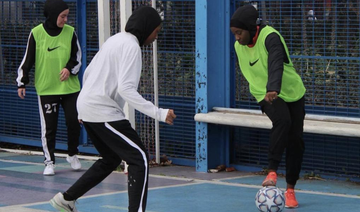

{"left": 65, "top": 120, "right": 149, "bottom": 212}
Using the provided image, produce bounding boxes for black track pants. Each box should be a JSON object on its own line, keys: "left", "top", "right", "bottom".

{"left": 66, "top": 120, "right": 149, "bottom": 212}
{"left": 259, "top": 97, "right": 305, "bottom": 186}
{"left": 38, "top": 92, "right": 80, "bottom": 164}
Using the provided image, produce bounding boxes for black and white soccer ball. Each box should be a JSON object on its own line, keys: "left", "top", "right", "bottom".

{"left": 255, "top": 186, "right": 285, "bottom": 212}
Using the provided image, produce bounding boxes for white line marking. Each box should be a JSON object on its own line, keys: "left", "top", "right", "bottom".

{"left": 3, "top": 177, "right": 359, "bottom": 211}
{"left": 1, "top": 147, "right": 359, "bottom": 210}
{"left": 102, "top": 205, "right": 160, "bottom": 212}
{"left": 0, "top": 206, "right": 49, "bottom": 212}
{"left": 0, "top": 158, "right": 73, "bottom": 168}
{"left": 0, "top": 148, "right": 100, "bottom": 161}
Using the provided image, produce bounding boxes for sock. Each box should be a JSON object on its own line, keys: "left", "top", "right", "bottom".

{"left": 63, "top": 192, "right": 74, "bottom": 201}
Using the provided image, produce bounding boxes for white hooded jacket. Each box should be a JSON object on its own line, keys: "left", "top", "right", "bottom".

{"left": 77, "top": 32, "right": 168, "bottom": 123}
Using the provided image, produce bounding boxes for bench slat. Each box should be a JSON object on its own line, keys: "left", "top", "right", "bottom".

{"left": 194, "top": 111, "right": 360, "bottom": 137}
{"left": 213, "top": 107, "right": 360, "bottom": 124}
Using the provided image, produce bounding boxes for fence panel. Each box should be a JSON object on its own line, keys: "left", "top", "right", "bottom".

{"left": 1, "top": 0, "right": 359, "bottom": 176}
{"left": 0, "top": 0, "right": 196, "bottom": 166}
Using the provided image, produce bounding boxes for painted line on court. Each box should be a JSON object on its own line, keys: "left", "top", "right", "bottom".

{"left": 1, "top": 148, "right": 359, "bottom": 203}
{"left": 0, "top": 181, "right": 202, "bottom": 209}
{"left": 149, "top": 173, "right": 360, "bottom": 199}
{"left": 0, "top": 158, "right": 72, "bottom": 168}
{"left": 0, "top": 206, "right": 49, "bottom": 212}
{"left": 0, "top": 148, "right": 100, "bottom": 161}
{"left": 211, "top": 174, "right": 260, "bottom": 181}
{"left": 2, "top": 175, "right": 359, "bottom": 211}
{"left": 102, "top": 205, "right": 160, "bottom": 212}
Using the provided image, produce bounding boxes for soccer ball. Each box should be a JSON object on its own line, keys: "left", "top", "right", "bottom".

{"left": 255, "top": 186, "right": 285, "bottom": 212}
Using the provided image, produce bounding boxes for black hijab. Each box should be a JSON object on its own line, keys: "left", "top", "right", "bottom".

{"left": 125, "top": 6, "right": 162, "bottom": 46}
{"left": 43, "top": 0, "right": 69, "bottom": 36}
{"left": 230, "top": 5, "right": 259, "bottom": 45}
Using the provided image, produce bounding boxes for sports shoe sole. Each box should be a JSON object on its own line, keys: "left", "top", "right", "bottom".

{"left": 285, "top": 205, "right": 299, "bottom": 208}
{"left": 50, "top": 198, "right": 75, "bottom": 212}
{"left": 50, "top": 199, "right": 66, "bottom": 212}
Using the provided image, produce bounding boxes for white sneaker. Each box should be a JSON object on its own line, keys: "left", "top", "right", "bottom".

{"left": 122, "top": 161, "right": 129, "bottom": 174}
{"left": 66, "top": 155, "right": 81, "bottom": 170}
{"left": 43, "top": 163, "right": 55, "bottom": 176}
{"left": 50, "top": 192, "right": 78, "bottom": 212}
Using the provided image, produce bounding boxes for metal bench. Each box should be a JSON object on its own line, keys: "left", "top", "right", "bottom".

{"left": 194, "top": 107, "right": 360, "bottom": 137}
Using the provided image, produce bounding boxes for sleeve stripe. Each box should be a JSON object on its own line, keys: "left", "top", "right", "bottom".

{"left": 16, "top": 32, "right": 32, "bottom": 87}
{"left": 71, "top": 31, "right": 82, "bottom": 75}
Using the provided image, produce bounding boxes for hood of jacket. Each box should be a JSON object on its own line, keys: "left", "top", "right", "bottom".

{"left": 230, "top": 4, "right": 259, "bottom": 45}
{"left": 43, "top": 0, "right": 69, "bottom": 31}
{"left": 125, "top": 6, "right": 162, "bottom": 46}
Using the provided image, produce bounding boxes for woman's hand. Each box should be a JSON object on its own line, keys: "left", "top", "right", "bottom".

{"left": 18, "top": 88, "right": 26, "bottom": 99}
{"left": 264, "top": 91, "right": 278, "bottom": 104}
{"left": 60, "top": 68, "right": 70, "bottom": 81}
{"left": 165, "top": 109, "right": 176, "bottom": 125}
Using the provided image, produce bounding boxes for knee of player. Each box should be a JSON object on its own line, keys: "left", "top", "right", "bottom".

{"left": 275, "top": 117, "right": 292, "bottom": 128}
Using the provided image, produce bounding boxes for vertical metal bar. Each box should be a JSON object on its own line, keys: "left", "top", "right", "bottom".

{"left": 120, "top": 0, "right": 132, "bottom": 32}
{"left": 195, "top": 0, "right": 231, "bottom": 172}
{"left": 0, "top": 33, "right": 3, "bottom": 83}
{"left": 151, "top": 0, "right": 160, "bottom": 164}
{"left": 98, "top": 0, "right": 110, "bottom": 47}
{"left": 224, "top": 0, "right": 231, "bottom": 167}
{"left": 195, "top": 0, "right": 208, "bottom": 172}
{"left": 120, "top": 0, "right": 135, "bottom": 130}
{"left": 77, "top": 0, "right": 88, "bottom": 145}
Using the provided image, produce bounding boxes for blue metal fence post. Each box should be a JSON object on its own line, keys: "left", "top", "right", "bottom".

{"left": 77, "top": 0, "right": 88, "bottom": 145}
{"left": 195, "top": 0, "right": 231, "bottom": 172}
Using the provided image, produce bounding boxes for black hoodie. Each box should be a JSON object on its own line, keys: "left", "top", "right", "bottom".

{"left": 125, "top": 6, "right": 162, "bottom": 46}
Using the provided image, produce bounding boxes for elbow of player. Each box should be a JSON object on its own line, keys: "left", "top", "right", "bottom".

{"left": 117, "top": 85, "right": 134, "bottom": 95}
